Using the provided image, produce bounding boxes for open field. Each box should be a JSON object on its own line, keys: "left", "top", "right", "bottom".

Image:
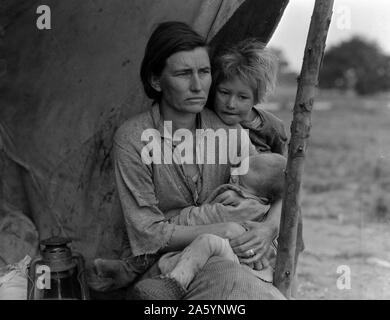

{"left": 270, "top": 89, "right": 390, "bottom": 299}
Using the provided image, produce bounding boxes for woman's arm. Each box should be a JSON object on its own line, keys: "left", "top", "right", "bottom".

{"left": 113, "top": 135, "right": 245, "bottom": 257}
{"left": 167, "top": 189, "right": 267, "bottom": 226}
{"left": 259, "top": 198, "right": 282, "bottom": 238}
{"left": 160, "top": 221, "right": 246, "bottom": 252}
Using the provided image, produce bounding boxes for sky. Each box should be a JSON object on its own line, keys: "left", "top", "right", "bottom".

{"left": 268, "top": 0, "right": 390, "bottom": 72}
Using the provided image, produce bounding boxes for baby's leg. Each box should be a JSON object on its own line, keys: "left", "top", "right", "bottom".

{"left": 158, "top": 251, "right": 183, "bottom": 275}
{"left": 167, "top": 234, "right": 239, "bottom": 289}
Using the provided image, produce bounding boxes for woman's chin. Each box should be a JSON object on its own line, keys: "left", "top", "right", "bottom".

{"left": 183, "top": 103, "right": 205, "bottom": 114}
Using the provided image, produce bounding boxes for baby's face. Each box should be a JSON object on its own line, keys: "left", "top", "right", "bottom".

{"left": 214, "top": 76, "right": 255, "bottom": 125}
{"left": 232, "top": 167, "right": 261, "bottom": 196}
{"left": 239, "top": 174, "right": 259, "bottom": 196}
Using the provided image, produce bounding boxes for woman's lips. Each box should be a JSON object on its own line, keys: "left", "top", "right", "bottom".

{"left": 186, "top": 97, "right": 206, "bottom": 102}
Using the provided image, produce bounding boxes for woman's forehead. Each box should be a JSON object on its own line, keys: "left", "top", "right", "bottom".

{"left": 165, "top": 47, "right": 210, "bottom": 70}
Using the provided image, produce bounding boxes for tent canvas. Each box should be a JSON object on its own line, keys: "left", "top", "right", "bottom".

{"left": 0, "top": 0, "right": 289, "bottom": 266}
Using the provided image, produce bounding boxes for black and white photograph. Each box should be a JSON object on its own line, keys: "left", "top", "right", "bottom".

{"left": 1, "top": 0, "right": 389, "bottom": 304}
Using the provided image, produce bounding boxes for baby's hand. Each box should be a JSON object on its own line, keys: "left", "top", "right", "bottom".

{"left": 239, "top": 260, "right": 255, "bottom": 269}
{"left": 211, "top": 190, "right": 243, "bottom": 206}
{"left": 253, "top": 256, "right": 270, "bottom": 271}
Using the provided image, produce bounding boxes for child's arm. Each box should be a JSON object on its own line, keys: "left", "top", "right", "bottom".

{"left": 260, "top": 109, "right": 288, "bottom": 156}
{"left": 243, "top": 107, "right": 288, "bottom": 155}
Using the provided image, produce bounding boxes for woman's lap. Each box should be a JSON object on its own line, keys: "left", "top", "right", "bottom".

{"left": 183, "top": 256, "right": 286, "bottom": 300}
{"left": 129, "top": 256, "right": 285, "bottom": 300}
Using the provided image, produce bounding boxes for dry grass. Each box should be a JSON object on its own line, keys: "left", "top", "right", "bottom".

{"left": 269, "top": 88, "right": 390, "bottom": 299}
{"left": 271, "top": 88, "right": 390, "bottom": 224}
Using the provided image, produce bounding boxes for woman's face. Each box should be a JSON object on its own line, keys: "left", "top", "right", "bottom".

{"left": 154, "top": 47, "right": 211, "bottom": 115}
{"left": 214, "top": 76, "right": 255, "bottom": 125}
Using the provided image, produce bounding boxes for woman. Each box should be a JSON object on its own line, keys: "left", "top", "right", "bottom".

{"left": 113, "top": 21, "right": 284, "bottom": 299}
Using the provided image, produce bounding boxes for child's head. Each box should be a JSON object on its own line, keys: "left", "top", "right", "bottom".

{"left": 211, "top": 38, "right": 278, "bottom": 125}
{"left": 233, "top": 153, "right": 287, "bottom": 202}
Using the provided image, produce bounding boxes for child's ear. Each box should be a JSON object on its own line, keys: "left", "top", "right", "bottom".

{"left": 150, "top": 75, "right": 162, "bottom": 92}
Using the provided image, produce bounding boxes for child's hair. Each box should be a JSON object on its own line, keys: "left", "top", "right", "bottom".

{"left": 240, "top": 153, "right": 287, "bottom": 203}
{"left": 211, "top": 38, "right": 278, "bottom": 104}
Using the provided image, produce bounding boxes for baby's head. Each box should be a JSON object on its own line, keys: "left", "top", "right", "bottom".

{"left": 232, "top": 153, "right": 287, "bottom": 203}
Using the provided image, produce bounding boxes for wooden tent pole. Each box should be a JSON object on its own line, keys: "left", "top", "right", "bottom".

{"left": 273, "top": 0, "right": 334, "bottom": 299}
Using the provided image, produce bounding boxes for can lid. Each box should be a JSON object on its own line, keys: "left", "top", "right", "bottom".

{"left": 40, "top": 236, "right": 72, "bottom": 247}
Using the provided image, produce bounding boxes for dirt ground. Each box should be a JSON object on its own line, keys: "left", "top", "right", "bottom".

{"left": 272, "top": 92, "right": 390, "bottom": 300}
{"left": 296, "top": 217, "right": 390, "bottom": 299}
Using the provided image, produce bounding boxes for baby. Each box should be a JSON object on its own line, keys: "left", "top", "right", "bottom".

{"left": 132, "top": 152, "right": 287, "bottom": 299}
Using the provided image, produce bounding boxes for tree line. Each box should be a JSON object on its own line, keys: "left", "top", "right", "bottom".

{"left": 319, "top": 36, "right": 390, "bottom": 95}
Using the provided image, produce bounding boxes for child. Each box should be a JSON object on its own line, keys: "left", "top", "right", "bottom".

{"left": 210, "top": 38, "right": 288, "bottom": 155}
{"left": 211, "top": 38, "right": 304, "bottom": 273}
{"left": 131, "top": 153, "right": 287, "bottom": 299}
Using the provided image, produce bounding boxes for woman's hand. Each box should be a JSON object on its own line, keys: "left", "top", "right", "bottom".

{"left": 224, "top": 222, "right": 247, "bottom": 240}
{"left": 229, "top": 221, "right": 277, "bottom": 265}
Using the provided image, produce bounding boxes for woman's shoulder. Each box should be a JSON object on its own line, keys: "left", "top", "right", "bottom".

{"left": 114, "top": 108, "right": 155, "bottom": 150}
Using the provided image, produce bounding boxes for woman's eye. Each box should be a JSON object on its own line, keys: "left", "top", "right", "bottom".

{"left": 239, "top": 95, "right": 249, "bottom": 100}
{"left": 198, "top": 71, "right": 210, "bottom": 78}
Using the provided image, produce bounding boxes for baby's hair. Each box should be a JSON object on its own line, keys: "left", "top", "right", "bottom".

{"left": 240, "top": 153, "right": 287, "bottom": 203}
{"left": 211, "top": 38, "right": 278, "bottom": 104}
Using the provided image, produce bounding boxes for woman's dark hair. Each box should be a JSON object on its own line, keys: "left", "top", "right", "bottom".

{"left": 140, "top": 21, "right": 208, "bottom": 102}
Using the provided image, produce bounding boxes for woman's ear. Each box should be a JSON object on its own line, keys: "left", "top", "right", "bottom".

{"left": 150, "top": 75, "right": 162, "bottom": 92}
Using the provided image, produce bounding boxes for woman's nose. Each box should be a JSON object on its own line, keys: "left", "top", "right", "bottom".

{"left": 190, "top": 74, "right": 202, "bottom": 92}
